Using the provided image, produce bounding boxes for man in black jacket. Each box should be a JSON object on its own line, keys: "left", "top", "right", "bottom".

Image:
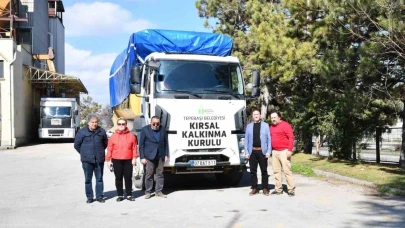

{"left": 139, "top": 116, "right": 168, "bottom": 199}
{"left": 74, "top": 114, "right": 108, "bottom": 203}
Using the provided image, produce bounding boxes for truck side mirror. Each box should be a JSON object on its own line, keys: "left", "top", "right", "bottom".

{"left": 75, "top": 110, "right": 79, "bottom": 115}
{"left": 147, "top": 60, "right": 160, "bottom": 69}
{"left": 130, "top": 84, "right": 141, "bottom": 94}
{"left": 251, "top": 70, "right": 260, "bottom": 97}
{"left": 131, "top": 66, "right": 142, "bottom": 84}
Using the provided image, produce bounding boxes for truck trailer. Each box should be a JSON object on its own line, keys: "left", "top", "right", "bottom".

{"left": 109, "top": 29, "right": 260, "bottom": 186}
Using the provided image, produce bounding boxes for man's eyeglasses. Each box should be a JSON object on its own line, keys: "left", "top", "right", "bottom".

{"left": 152, "top": 122, "right": 160, "bottom": 127}
{"left": 117, "top": 123, "right": 126, "bottom": 126}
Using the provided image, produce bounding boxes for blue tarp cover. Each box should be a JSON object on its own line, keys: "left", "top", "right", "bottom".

{"left": 109, "top": 29, "right": 233, "bottom": 107}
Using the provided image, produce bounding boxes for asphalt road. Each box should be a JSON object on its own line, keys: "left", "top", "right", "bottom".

{"left": 1, "top": 143, "right": 405, "bottom": 228}
{"left": 313, "top": 148, "right": 400, "bottom": 163}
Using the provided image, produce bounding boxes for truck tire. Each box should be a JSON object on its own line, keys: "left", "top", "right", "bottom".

{"left": 215, "top": 169, "right": 243, "bottom": 187}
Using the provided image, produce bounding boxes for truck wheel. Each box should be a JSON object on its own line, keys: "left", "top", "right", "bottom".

{"left": 215, "top": 169, "right": 243, "bottom": 186}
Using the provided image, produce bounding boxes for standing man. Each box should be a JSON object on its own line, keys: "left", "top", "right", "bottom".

{"left": 139, "top": 116, "right": 169, "bottom": 199}
{"left": 74, "top": 114, "right": 108, "bottom": 203}
{"left": 270, "top": 111, "right": 295, "bottom": 196}
{"left": 244, "top": 110, "right": 272, "bottom": 196}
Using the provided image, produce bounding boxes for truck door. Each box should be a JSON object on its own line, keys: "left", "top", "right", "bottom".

{"left": 142, "top": 67, "right": 152, "bottom": 123}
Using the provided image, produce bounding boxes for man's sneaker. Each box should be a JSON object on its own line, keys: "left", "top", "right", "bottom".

{"left": 86, "top": 199, "right": 94, "bottom": 204}
{"left": 116, "top": 196, "right": 124, "bottom": 202}
{"left": 271, "top": 190, "right": 283, "bottom": 195}
{"left": 144, "top": 193, "right": 151, "bottom": 199}
{"left": 249, "top": 189, "right": 259, "bottom": 196}
{"left": 262, "top": 188, "right": 270, "bottom": 196}
{"left": 97, "top": 198, "right": 105, "bottom": 203}
{"left": 155, "top": 192, "right": 167, "bottom": 198}
{"left": 288, "top": 191, "right": 295, "bottom": 197}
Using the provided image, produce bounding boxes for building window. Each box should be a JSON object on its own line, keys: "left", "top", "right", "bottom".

{"left": 0, "top": 60, "right": 4, "bottom": 78}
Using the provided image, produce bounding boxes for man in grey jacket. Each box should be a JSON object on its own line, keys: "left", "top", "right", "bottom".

{"left": 244, "top": 110, "right": 272, "bottom": 196}
{"left": 139, "top": 116, "right": 169, "bottom": 199}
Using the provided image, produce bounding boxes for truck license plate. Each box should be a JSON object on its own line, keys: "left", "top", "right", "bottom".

{"left": 192, "top": 160, "right": 216, "bottom": 166}
{"left": 51, "top": 119, "right": 62, "bottom": 125}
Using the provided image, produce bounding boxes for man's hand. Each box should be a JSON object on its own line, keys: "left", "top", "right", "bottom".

{"left": 107, "top": 161, "right": 112, "bottom": 168}
{"left": 286, "top": 151, "right": 293, "bottom": 159}
{"left": 164, "top": 156, "right": 168, "bottom": 162}
{"left": 132, "top": 158, "right": 136, "bottom": 166}
{"left": 245, "top": 154, "right": 250, "bottom": 160}
{"left": 265, "top": 153, "right": 270, "bottom": 159}
{"left": 141, "top": 158, "right": 147, "bottom": 165}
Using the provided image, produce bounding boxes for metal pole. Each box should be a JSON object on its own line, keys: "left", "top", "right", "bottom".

{"left": 376, "top": 127, "right": 381, "bottom": 163}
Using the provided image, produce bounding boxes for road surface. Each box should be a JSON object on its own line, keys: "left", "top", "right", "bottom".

{"left": 1, "top": 143, "right": 404, "bottom": 228}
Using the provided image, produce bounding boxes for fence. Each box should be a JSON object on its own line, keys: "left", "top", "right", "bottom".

{"left": 312, "top": 127, "right": 403, "bottom": 163}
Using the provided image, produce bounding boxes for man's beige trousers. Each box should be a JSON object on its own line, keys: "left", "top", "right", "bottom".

{"left": 272, "top": 149, "right": 295, "bottom": 192}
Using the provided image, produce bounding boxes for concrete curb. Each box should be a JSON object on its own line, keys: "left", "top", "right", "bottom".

{"left": 313, "top": 169, "right": 405, "bottom": 195}
{"left": 313, "top": 169, "right": 377, "bottom": 188}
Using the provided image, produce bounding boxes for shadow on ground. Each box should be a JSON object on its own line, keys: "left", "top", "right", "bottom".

{"left": 344, "top": 196, "right": 405, "bottom": 227}
{"left": 102, "top": 171, "right": 276, "bottom": 200}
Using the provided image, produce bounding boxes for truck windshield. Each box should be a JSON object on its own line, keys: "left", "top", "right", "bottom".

{"left": 42, "top": 107, "right": 71, "bottom": 118}
{"left": 155, "top": 60, "right": 244, "bottom": 95}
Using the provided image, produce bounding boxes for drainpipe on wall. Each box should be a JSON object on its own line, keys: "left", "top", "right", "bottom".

{"left": 9, "top": 51, "right": 17, "bottom": 148}
{"left": 8, "top": 0, "right": 16, "bottom": 148}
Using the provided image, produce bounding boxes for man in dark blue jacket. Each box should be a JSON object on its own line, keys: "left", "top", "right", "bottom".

{"left": 139, "top": 116, "right": 168, "bottom": 199}
{"left": 74, "top": 114, "right": 108, "bottom": 203}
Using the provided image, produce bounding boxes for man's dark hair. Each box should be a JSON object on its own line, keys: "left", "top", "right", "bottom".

{"left": 252, "top": 109, "right": 261, "bottom": 114}
{"left": 270, "top": 110, "right": 282, "bottom": 118}
{"left": 151, "top": 116, "right": 160, "bottom": 121}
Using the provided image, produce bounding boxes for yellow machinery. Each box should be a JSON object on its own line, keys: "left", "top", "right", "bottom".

{"left": 112, "top": 94, "right": 141, "bottom": 130}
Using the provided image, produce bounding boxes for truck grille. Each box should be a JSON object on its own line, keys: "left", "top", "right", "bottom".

{"left": 49, "top": 129, "right": 64, "bottom": 134}
{"left": 175, "top": 154, "right": 229, "bottom": 163}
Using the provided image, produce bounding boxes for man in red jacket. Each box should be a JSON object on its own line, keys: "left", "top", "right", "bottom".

{"left": 269, "top": 111, "right": 295, "bottom": 196}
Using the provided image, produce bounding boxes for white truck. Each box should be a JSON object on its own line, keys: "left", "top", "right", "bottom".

{"left": 38, "top": 97, "right": 80, "bottom": 139}
{"left": 110, "top": 29, "right": 260, "bottom": 186}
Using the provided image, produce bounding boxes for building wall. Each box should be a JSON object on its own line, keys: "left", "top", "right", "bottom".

{"left": 32, "top": 0, "right": 49, "bottom": 67}
{"left": 13, "top": 45, "right": 39, "bottom": 145}
{"left": 49, "top": 18, "right": 65, "bottom": 73}
{"left": 0, "top": 39, "right": 15, "bottom": 147}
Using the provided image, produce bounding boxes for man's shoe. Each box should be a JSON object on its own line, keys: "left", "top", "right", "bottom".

{"left": 116, "top": 196, "right": 124, "bottom": 202}
{"left": 271, "top": 190, "right": 283, "bottom": 195}
{"left": 97, "top": 198, "right": 105, "bottom": 203}
{"left": 144, "top": 193, "right": 151, "bottom": 199}
{"left": 249, "top": 189, "right": 259, "bottom": 196}
{"left": 288, "top": 191, "right": 295, "bottom": 197}
{"left": 127, "top": 196, "right": 135, "bottom": 201}
{"left": 262, "top": 188, "right": 270, "bottom": 196}
{"left": 155, "top": 192, "right": 167, "bottom": 198}
{"left": 86, "top": 199, "right": 94, "bottom": 204}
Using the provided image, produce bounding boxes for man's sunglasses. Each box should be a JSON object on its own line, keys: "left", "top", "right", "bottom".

{"left": 117, "top": 123, "right": 126, "bottom": 126}
{"left": 152, "top": 122, "right": 160, "bottom": 127}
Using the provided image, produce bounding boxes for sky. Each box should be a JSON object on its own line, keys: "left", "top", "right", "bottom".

{"left": 63, "top": 0, "right": 211, "bottom": 106}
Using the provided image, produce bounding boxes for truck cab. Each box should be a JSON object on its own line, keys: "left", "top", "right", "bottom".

{"left": 38, "top": 97, "right": 80, "bottom": 139}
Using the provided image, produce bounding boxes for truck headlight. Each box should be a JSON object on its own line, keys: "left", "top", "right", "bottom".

{"left": 237, "top": 134, "right": 245, "bottom": 155}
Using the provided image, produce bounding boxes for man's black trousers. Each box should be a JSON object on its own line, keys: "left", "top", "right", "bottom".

{"left": 249, "top": 150, "right": 269, "bottom": 190}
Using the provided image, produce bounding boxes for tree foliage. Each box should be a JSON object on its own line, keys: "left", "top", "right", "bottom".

{"left": 196, "top": 0, "right": 405, "bottom": 163}
{"left": 80, "top": 96, "right": 102, "bottom": 128}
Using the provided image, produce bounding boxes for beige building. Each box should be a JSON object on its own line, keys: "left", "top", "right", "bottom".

{"left": 0, "top": 0, "right": 87, "bottom": 148}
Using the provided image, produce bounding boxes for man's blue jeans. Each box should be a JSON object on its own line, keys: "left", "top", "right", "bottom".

{"left": 82, "top": 162, "right": 104, "bottom": 200}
